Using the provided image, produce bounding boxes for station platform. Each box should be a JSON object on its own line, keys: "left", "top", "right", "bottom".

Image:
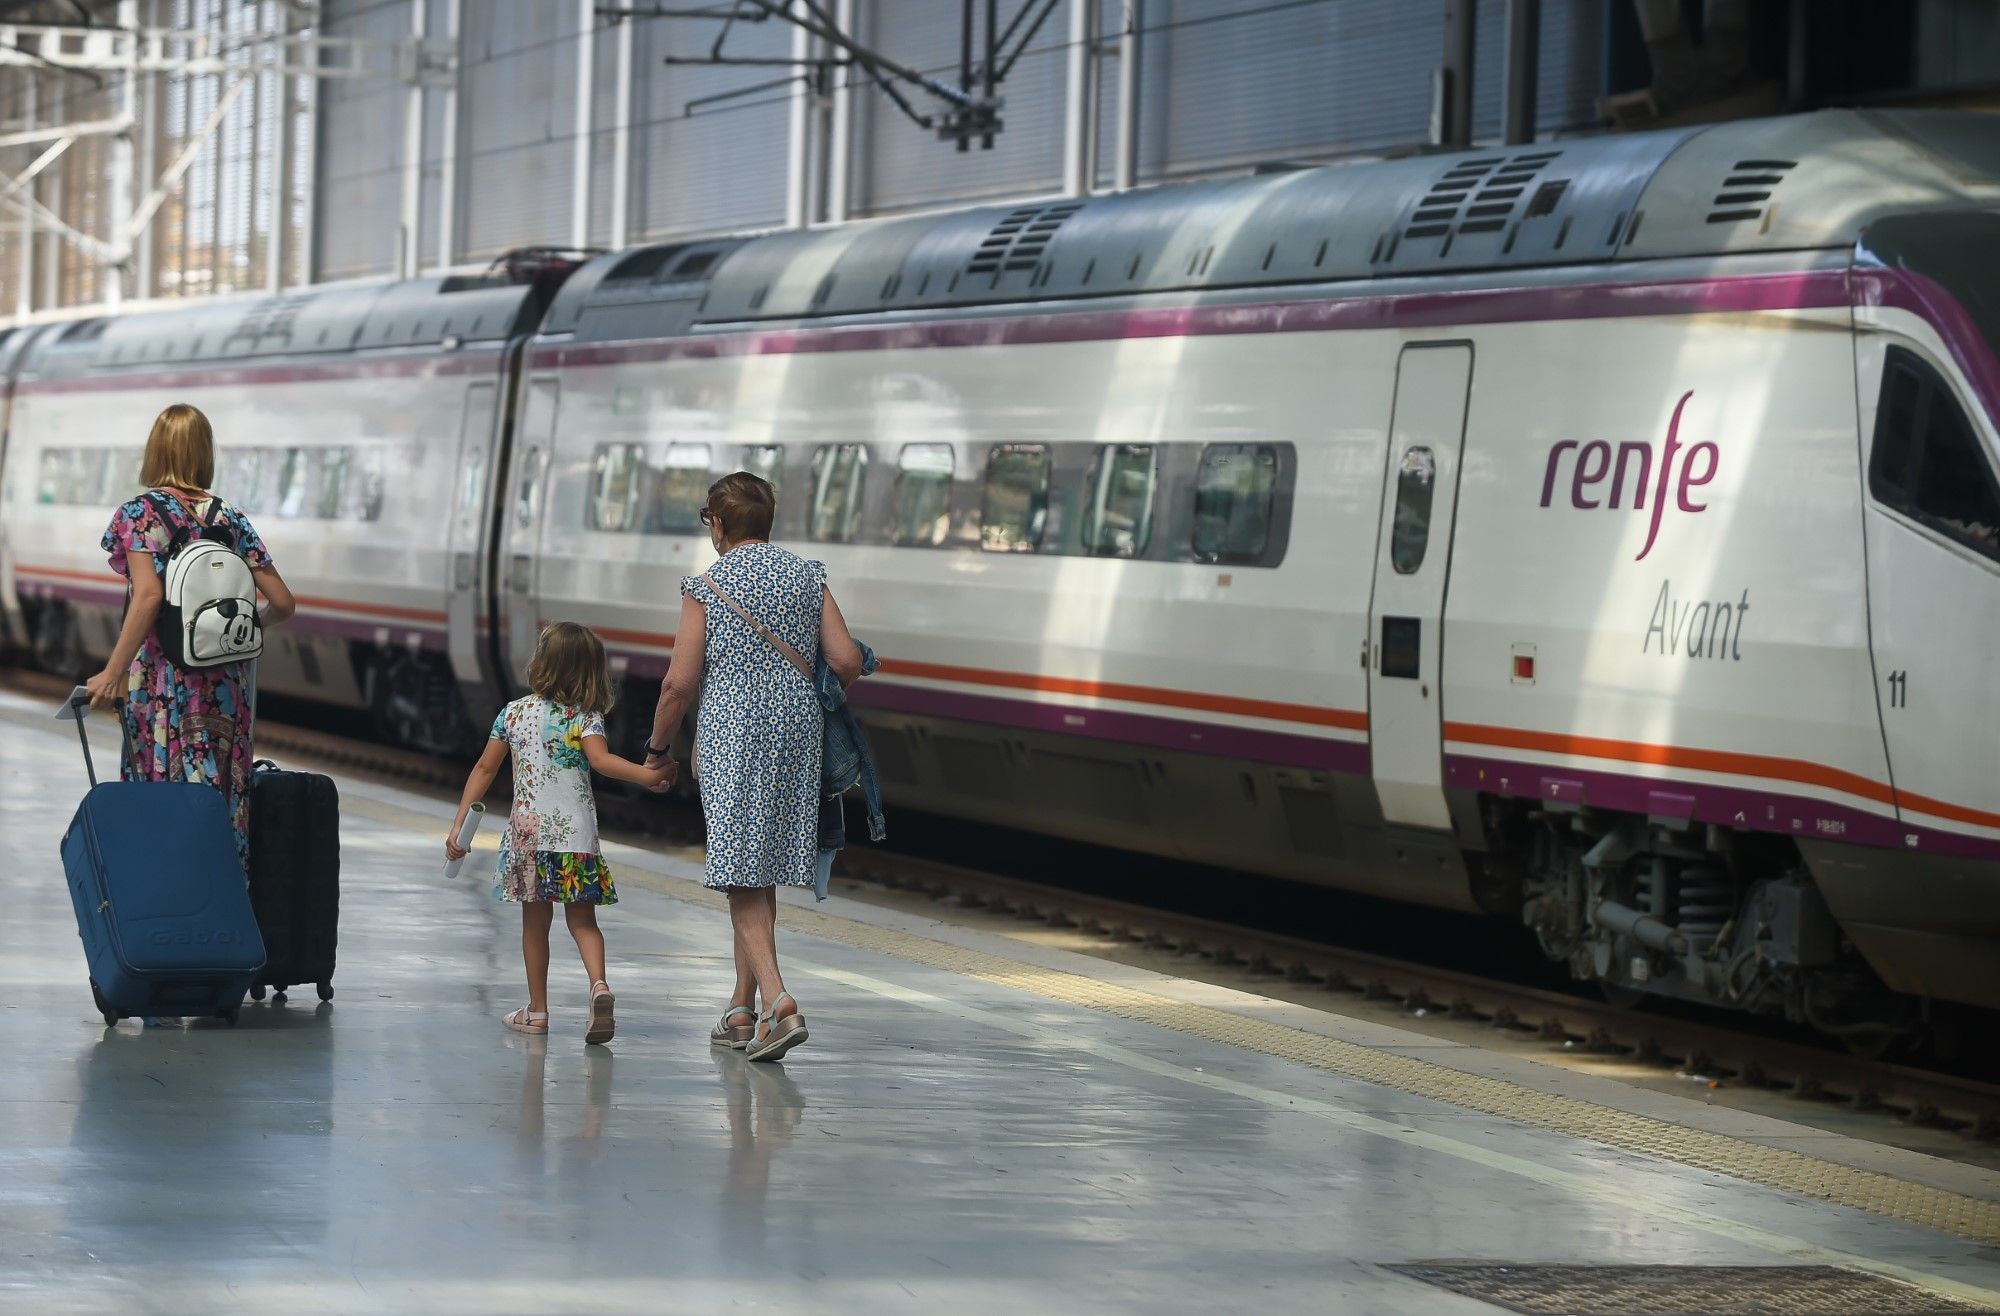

{"left": 2, "top": 688, "right": 1998, "bottom": 1315}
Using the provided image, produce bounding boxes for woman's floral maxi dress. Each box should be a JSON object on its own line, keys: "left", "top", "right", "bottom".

{"left": 490, "top": 695, "right": 618, "bottom": 904}
{"left": 101, "top": 492, "right": 271, "bottom": 872}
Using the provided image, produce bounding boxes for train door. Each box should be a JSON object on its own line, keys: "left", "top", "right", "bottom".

{"left": 446, "top": 381, "right": 500, "bottom": 712}
{"left": 1365, "top": 343, "right": 1473, "bottom": 831}
{"left": 500, "top": 377, "right": 559, "bottom": 690}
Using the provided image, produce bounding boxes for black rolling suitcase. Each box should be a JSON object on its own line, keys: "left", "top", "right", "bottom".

{"left": 246, "top": 760, "right": 340, "bottom": 1002}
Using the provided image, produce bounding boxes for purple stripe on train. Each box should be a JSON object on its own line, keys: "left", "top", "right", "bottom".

{"left": 848, "top": 676, "right": 1371, "bottom": 776}
{"left": 534, "top": 270, "right": 1854, "bottom": 371}
{"left": 1445, "top": 753, "right": 2000, "bottom": 862}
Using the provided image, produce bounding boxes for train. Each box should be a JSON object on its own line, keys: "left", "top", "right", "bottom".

{"left": 3, "top": 108, "right": 1997, "bottom": 1045}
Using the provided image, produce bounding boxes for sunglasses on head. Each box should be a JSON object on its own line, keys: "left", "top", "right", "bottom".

{"left": 698, "top": 507, "right": 716, "bottom": 526}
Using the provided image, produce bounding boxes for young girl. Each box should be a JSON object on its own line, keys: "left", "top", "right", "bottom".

{"left": 447, "top": 622, "right": 672, "bottom": 1044}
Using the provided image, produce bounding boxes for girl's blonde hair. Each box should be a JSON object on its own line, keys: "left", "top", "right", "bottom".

{"left": 140, "top": 403, "right": 215, "bottom": 491}
{"left": 527, "top": 622, "right": 615, "bottom": 714}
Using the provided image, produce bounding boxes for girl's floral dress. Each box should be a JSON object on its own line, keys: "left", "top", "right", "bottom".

{"left": 490, "top": 695, "right": 617, "bottom": 904}
{"left": 101, "top": 491, "right": 271, "bottom": 873}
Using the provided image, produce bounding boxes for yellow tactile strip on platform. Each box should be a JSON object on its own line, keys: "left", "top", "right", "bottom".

{"left": 651, "top": 879, "right": 2000, "bottom": 1246}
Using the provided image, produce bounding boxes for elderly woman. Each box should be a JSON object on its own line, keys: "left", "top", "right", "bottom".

{"left": 83, "top": 403, "right": 296, "bottom": 872}
{"left": 645, "top": 472, "right": 864, "bottom": 1062}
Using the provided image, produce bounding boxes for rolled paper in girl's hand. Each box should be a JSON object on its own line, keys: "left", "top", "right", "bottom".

{"left": 445, "top": 802, "right": 485, "bottom": 879}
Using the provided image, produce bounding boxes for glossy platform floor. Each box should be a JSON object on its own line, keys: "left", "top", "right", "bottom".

{"left": 2, "top": 692, "right": 1998, "bottom": 1315}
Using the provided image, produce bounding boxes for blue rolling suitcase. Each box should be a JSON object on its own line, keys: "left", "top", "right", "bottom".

{"left": 58, "top": 694, "right": 265, "bottom": 1026}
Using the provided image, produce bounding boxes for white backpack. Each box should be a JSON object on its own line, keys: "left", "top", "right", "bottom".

{"left": 150, "top": 492, "right": 263, "bottom": 669}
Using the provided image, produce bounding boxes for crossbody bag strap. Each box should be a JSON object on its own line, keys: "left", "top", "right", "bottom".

{"left": 700, "top": 572, "right": 814, "bottom": 685}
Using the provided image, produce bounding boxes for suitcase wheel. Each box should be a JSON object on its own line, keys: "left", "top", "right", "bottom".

{"left": 273, "top": 988, "right": 288, "bottom": 1003}
{"left": 317, "top": 982, "right": 334, "bottom": 1002}
{"left": 249, "top": 984, "right": 266, "bottom": 1002}
{"left": 90, "top": 979, "right": 118, "bottom": 1028}
{"left": 220, "top": 1007, "right": 240, "bottom": 1026}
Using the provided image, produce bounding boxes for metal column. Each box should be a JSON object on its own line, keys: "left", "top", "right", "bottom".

{"left": 785, "top": 15, "right": 812, "bottom": 228}
{"left": 1439, "top": 0, "right": 1475, "bottom": 148}
{"left": 571, "top": 0, "right": 595, "bottom": 249}
{"left": 265, "top": 0, "right": 290, "bottom": 291}
{"left": 135, "top": 0, "right": 160, "bottom": 299}
{"left": 106, "top": 0, "right": 139, "bottom": 305}
{"left": 296, "top": 29, "right": 318, "bottom": 285}
{"left": 401, "top": 0, "right": 426, "bottom": 278}
{"left": 1062, "top": 0, "right": 1097, "bottom": 196}
{"left": 825, "top": 0, "right": 854, "bottom": 224}
{"left": 1501, "top": 0, "right": 1540, "bottom": 145}
{"left": 437, "top": 0, "right": 462, "bottom": 269}
{"left": 608, "top": 6, "right": 633, "bottom": 249}
{"left": 1113, "top": 0, "right": 1140, "bottom": 192}
{"left": 16, "top": 75, "right": 35, "bottom": 318}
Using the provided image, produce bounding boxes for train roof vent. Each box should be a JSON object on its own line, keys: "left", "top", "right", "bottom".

{"left": 665, "top": 248, "right": 721, "bottom": 281}
{"left": 965, "top": 200, "right": 1084, "bottom": 279}
{"left": 605, "top": 246, "right": 677, "bottom": 282}
{"left": 1705, "top": 158, "right": 1797, "bottom": 224}
{"left": 1403, "top": 150, "right": 1562, "bottom": 243}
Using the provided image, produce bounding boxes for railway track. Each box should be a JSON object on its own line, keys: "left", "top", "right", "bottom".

{"left": 10, "top": 667, "right": 1997, "bottom": 1142}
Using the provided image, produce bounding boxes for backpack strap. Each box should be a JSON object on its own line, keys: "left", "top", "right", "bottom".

{"left": 700, "top": 571, "right": 814, "bottom": 685}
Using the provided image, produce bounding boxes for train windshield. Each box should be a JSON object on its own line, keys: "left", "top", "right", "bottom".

{"left": 1855, "top": 210, "right": 2000, "bottom": 393}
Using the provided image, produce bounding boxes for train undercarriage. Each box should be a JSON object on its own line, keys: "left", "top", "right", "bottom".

{"left": 1502, "top": 802, "right": 1922, "bottom": 1054}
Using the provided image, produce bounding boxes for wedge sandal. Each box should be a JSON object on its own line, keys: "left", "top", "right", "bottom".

{"left": 710, "top": 1003, "right": 756, "bottom": 1050}
{"left": 504, "top": 1006, "right": 549, "bottom": 1035}
{"left": 585, "top": 981, "right": 616, "bottom": 1046}
{"left": 745, "top": 992, "right": 808, "bottom": 1063}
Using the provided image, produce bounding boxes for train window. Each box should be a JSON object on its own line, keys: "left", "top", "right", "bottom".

{"left": 1390, "top": 446, "right": 1437, "bottom": 574}
{"left": 588, "top": 443, "right": 646, "bottom": 533}
{"left": 739, "top": 444, "right": 783, "bottom": 502}
{"left": 35, "top": 449, "right": 67, "bottom": 504}
{"left": 75, "top": 449, "right": 112, "bottom": 506}
{"left": 1192, "top": 444, "right": 1278, "bottom": 563}
{"left": 453, "top": 447, "right": 485, "bottom": 535}
{"left": 114, "top": 447, "right": 144, "bottom": 502}
{"left": 318, "top": 449, "right": 352, "bottom": 521}
{"left": 654, "top": 444, "right": 712, "bottom": 535}
{"left": 1080, "top": 444, "right": 1157, "bottom": 558}
{"left": 981, "top": 445, "right": 1050, "bottom": 553}
{"left": 514, "top": 447, "right": 545, "bottom": 530}
{"left": 1870, "top": 349, "right": 2000, "bottom": 561}
{"left": 221, "top": 448, "right": 267, "bottom": 513}
{"left": 276, "top": 448, "right": 311, "bottom": 520}
{"left": 356, "top": 450, "right": 387, "bottom": 522}
{"left": 891, "top": 444, "right": 953, "bottom": 547}
{"left": 808, "top": 444, "right": 868, "bottom": 543}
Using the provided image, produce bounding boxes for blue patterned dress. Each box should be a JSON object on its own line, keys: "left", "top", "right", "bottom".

{"left": 101, "top": 492, "right": 272, "bottom": 872}
{"left": 682, "top": 543, "right": 826, "bottom": 890}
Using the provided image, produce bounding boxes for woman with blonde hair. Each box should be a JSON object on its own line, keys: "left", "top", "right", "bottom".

{"left": 84, "top": 403, "right": 296, "bottom": 871}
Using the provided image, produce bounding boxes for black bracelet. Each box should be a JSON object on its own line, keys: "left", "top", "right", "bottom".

{"left": 644, "top": 741, "right": 671, "bottom": 758}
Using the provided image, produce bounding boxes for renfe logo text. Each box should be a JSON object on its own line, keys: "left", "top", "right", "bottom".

{"left": 1538, "top": 391, "right": 1717, "bottom": 560}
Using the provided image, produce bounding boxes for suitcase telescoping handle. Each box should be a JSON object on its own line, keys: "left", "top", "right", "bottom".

{"left": 69, "top": 692, "right": 97, "bottom": 788}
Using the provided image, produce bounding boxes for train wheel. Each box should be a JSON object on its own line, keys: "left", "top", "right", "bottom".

{"left": 1597, "top": 981, "right": 1648, "bottom": 1011}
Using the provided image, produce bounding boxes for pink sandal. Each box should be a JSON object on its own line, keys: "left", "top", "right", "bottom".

{"left": 504, "top": 1007, "right": 549, "bottom": 1035}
